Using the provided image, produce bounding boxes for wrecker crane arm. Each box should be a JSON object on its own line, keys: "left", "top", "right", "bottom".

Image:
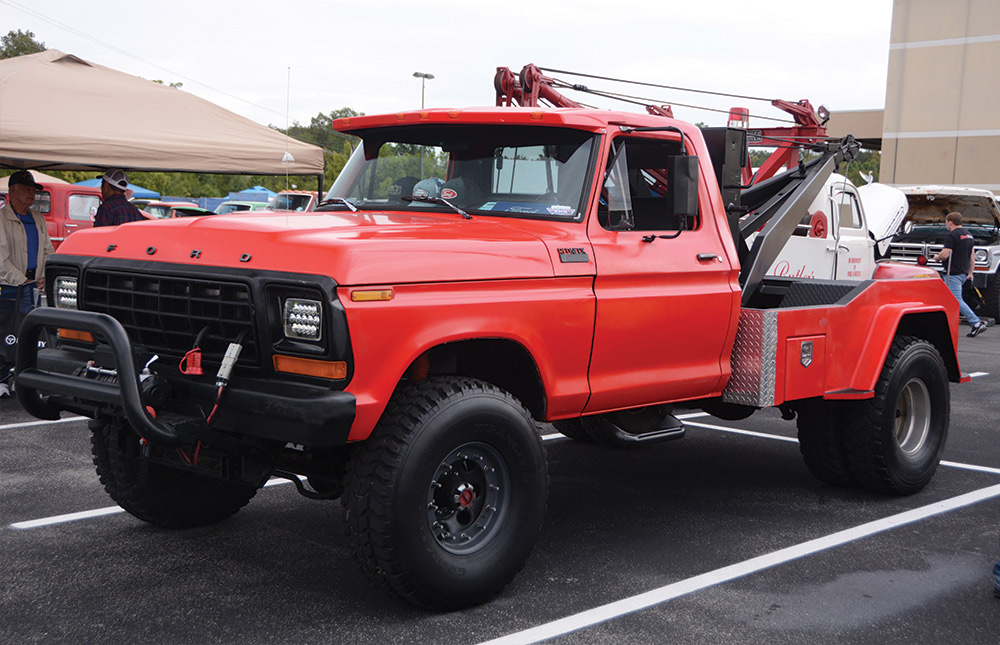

{"left": 738, "top": 135, "right": 860, "bottom": 305}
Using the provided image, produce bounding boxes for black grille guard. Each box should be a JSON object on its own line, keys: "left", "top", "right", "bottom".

{"left": 15, "top": 308, "right": 185, "bottom": 445}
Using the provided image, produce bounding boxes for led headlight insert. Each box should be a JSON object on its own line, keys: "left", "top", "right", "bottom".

{"left": 54, "top": 276, "right": 79, "bottom": 309}
{"left": 283, "top": 298, "right": 323, "bottom": 341}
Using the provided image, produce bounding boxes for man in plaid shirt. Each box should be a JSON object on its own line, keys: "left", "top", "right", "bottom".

{"left": 94, "top": 169, "right": 145, "bottom": 227}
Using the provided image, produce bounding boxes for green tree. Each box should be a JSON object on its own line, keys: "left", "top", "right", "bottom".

{"left": 838, "top": 149, "right": 880, "bottom": 186}
{"left": 0, "top": 29, "right": 45, "bottom": 59}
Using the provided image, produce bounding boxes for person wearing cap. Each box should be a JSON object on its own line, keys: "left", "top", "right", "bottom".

{"left": 1, "top": 169, "right": 54, "bottom": 398}
{"left": 94, "top": 168, "right": 144, "bottom": 227}
{"left": 1, "top": 170, "right": 54, "bottom": 301}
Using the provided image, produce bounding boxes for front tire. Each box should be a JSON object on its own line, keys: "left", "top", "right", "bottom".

{"left": 91, "top": 420, "right": 262, "bottom": 528}
{"left": 343, "top": 377, "right": 547, "bottom": 609}
{"left": 841, "top": 336, "right": 949, "bottom": 495}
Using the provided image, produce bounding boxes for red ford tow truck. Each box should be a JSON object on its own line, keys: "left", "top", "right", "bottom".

{"left": 15, "top": 65, "right": 962, "bottom": 609}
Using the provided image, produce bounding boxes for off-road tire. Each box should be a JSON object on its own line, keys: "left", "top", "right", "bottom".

{"left": 796, "top": 400, "right": 856, "bottom": 487}
{"left": 841, "top": 336, "right": 949, "bottom": 495}
{"left": 91, "top": 420, "right": 260, "bottom": 528}
{"left": 342, "top": 377, "right": 547, "bottom": 610}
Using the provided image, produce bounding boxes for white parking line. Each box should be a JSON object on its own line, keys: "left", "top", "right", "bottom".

{"left": 10, "top": 506, "right": 125, "bottom": 529}
{"left": 684, "top": 420, "right": 798, "bottom": 443}
{"left": 9, "top": 477, "right": 295, "bottom": 530}
{"left": 0, "top": 416, "right": 86, "bottom": 431}
{"left": 479, "top": 482, "right": 1000, "bottom": 645}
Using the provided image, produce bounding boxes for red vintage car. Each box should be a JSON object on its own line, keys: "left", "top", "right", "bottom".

{"left": 24, "top": 182, "right": 102, "bottom": 251}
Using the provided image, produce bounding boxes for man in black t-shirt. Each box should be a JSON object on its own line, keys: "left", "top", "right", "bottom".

{"left": 934, "top": 211, "right": 987, "bottom": 337}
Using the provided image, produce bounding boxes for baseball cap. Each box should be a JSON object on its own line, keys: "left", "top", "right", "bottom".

{"left": 8, "top": 169, "right": 43, "bottom": 190}
{"left": 100, "top": 168, "right": 130, "bottom": 191}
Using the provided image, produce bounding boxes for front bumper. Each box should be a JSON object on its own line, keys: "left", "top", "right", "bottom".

{"left": 15, "top": 308, "right": 355, "bottom": 447}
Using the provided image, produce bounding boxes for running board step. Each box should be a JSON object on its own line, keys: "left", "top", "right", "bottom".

{"left": 582, "top": 413, "right": 686, "bottom": 447}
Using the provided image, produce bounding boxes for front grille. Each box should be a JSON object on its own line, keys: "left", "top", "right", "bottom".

{"left": 82, "top": 269, "right": 258, "bottom": 364}
{"left": 888, "top": 243, "right": 944, "bottom": 269}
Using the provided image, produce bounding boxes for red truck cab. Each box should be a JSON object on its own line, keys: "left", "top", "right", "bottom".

{"left": 32, "top": 182, "right": 102, "bottom": 251}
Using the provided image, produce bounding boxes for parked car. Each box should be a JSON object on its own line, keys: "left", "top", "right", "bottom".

{"left": 141, "top": 201, "right": 199, "bottom": 219}
{"left": 170, "top": 206, "right": 215, "bottom": 217}
{"left": 214, "top": 200, "right": 269, "bottom": 214}
{"left": 270, "top": 190, "right": 318, "bottom": 212}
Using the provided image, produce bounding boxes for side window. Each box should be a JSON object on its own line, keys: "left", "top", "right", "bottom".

{"left": 598, "top": 136, "right": 699, "bottom": 232}
{"left": 68, "top": 194, "right": 100, "bottom": 221}
{"left": 31, "top": 191, "right": 52, "bottom": 215}
{"left": 832, "top": 191, "right": 862, "bottom": 230}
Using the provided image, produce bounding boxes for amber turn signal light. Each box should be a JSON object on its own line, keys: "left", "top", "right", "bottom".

{"left": 58, "top": 328, "right": 94, "bottom": 343}
{"left": 273, "top": 355, "right": 347, "bottom": 380}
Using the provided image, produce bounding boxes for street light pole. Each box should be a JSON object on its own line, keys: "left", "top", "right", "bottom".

{"left": 413, "top": 72, "right": 434, "bottom": 178}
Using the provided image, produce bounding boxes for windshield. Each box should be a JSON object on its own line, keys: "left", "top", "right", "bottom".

{"left": 144, "top": 204, "right": 172, "bottom": 219}
{"left": 216, "top": 203, "right": 252, "bottom": 214}
{"left": 325, "top": 124, "right": 596, "bottom": 219}
{"left": 272, "top": 194, "right": 313, "bottom": 211}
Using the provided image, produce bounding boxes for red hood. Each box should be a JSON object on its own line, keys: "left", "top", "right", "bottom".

{"left": 56, "top": 210, "right": 558, "bottom": 285}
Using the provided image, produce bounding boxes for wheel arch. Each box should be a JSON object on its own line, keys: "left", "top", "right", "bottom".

{"left": 406, "top": 338, "right": 547, "bottom": 421}
{"left": 845, "top": 310, "right": 959, "bottom": 397}
{"left": 893, "top": 311, "right": 960, "bottom": 382}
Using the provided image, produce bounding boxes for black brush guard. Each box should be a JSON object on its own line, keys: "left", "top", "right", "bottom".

{"left": 15, "top": 308, "right": 356, "bottom": 447}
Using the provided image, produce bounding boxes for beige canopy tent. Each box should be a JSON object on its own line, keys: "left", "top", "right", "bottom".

{"left": 0, "top": 50, "right": 324, "bottom": 181}
{"left": 0, "top": 170, "right": 68, "bottom": 189}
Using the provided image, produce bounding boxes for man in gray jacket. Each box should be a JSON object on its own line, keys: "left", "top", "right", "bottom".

{"left": 1, "top": 170, "right": 55, "bottom": 397}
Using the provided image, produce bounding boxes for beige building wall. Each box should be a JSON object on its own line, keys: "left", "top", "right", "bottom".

{"left": 881, "top": 0, "right": 1000, "bottom": 192}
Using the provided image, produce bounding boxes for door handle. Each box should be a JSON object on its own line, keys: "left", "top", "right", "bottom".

{"left": 697, "top": 253, "right": 719, "bottom": 262}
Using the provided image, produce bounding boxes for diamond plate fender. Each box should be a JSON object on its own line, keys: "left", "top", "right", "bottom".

{"left": 722, "top": 309, "right": 778, "bottom": 407}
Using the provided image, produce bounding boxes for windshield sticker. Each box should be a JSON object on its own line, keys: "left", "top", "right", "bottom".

{"left": 441, "top": 188, "right": 457, "bottom": 199}
{"left": 547, "top": 205, "right": 576, "bottom": 216}
{"left": 490, "top": 202, "right": 548, "bottom": 214}
{"left": 480, "top": 202, "right": 497, "bottom": 211}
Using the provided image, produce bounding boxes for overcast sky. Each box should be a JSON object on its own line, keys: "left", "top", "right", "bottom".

{"left": 1, "top": 0, "right": 894, "bottom": 129}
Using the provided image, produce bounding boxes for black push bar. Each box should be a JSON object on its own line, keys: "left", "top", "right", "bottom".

{"left": 15, "top": 308, "right": 185, "bottom": 445}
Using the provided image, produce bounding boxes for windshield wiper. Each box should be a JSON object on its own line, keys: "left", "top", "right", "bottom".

{"left": 319, "top": 197, "right": 358, "bottom": 212}
{"left": 403, "top": 195, "right": 472, "bottom": 219}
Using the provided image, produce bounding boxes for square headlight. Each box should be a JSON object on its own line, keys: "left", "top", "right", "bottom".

{"left": 54, "top": 276, "right": 79, "bottom": 309}
{"left": 283, "top": 298, "right": 322, "bottom": 341}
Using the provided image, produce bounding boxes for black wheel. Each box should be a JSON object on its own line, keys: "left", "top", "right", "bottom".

{"left": 796, "top": 400, "right": 856, "bottom": 487}
{"left": 343, "top": 377, "right": 547, "bottom": 610}
{"left": 985, "top": 276, "right": 1000, "bottom": 323}
{"left": 91, "top": 420, "right": 262, "bottom": 528}
{"left": 552, "top": 418, "right": 595, "bottom": 442}
{"left": 841, "top": 336, "right": 949, "bottom": 495}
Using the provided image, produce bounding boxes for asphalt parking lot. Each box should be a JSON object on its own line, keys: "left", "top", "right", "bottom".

{"left": 2, "top": 333, "right": 1000, "bottom": 644}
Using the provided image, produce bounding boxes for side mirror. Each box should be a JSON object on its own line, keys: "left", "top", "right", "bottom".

{"left": 667, "top": 155, "right": 699, "bottom": 218}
